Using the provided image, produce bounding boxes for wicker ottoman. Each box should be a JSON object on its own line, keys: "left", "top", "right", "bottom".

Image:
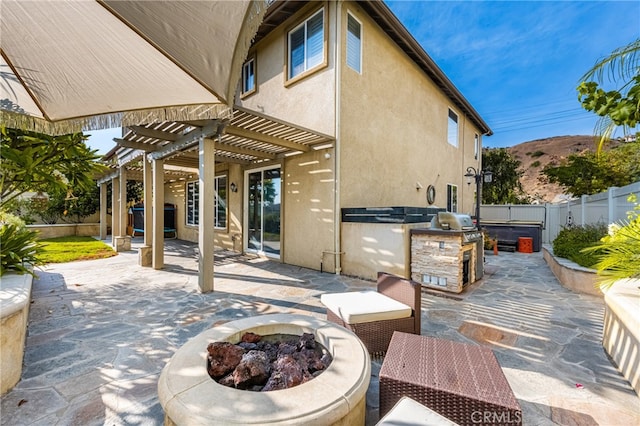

{"left": 379, "top": 332, "right": 522, "bottom": 426}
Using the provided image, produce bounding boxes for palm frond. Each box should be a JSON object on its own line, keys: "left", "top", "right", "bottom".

{"left": 581, "top": 39, "right": 640, "bottom": 84}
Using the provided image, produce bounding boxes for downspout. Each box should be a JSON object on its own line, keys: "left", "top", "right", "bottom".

{"left": 333, "top": 0, "right": 342, "bottom": 274}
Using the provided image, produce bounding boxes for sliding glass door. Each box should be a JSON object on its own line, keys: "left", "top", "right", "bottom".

{"left": 246, "top": 166, "right": 281, "bottom": 258}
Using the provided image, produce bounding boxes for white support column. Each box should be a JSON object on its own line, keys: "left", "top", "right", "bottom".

{"left": 112, "top": 167, "right": 131, "bottom": 251}
{"left": 119, "top": 167, "right": 128, "bottom": 237}
{"left": 198, "top": 136, "right": 216, "bottom": 293}
{"left": 152, "top": 158, "right": 165, "bottom": 269}
{"left": 139, "top": 155, "right": 154, "bottom": 266}
{"left": 111, "top": 176, "right": 120, "bottom": 247}
{"left": 99, "top": 182, "right": 108, "bottom": 240}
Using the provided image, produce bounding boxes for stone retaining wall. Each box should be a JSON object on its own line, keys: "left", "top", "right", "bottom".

{"left": 0, "top": 273, "right": 33, "bottom": 395}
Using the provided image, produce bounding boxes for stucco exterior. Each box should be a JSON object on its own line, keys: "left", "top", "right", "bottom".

{"left": 103, "top": 1, "right": 490, "bottom": 283}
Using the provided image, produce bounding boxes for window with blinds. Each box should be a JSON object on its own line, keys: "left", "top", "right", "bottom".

{"left": 187, "top": 181, "right": 199, "bottom": 226}
{"left": 186, "top": 177, "right": 228, "bottom": 228}
{"left": 347, "top": 13, "right": 361, "bottom": 73}
{"left": 288, "top": 8, "right": 324, "bottom": 80}
{"left": 242, "top": 57, "right": 256, "bottom": 95}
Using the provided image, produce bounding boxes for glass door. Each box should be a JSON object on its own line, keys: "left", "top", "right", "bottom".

{"left": 246, "top": 167, "right": 281, "bottom": 258}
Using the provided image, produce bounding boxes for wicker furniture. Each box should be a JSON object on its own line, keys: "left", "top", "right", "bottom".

{"left": 323, "top": 272, "right": 421, "bottom": 354}
{"left": 379, "top": 332, "right": 522, "bottom": 426}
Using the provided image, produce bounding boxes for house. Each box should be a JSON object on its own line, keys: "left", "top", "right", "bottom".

{"left": 98, "top": 0, "right": 491, "bottom": 292}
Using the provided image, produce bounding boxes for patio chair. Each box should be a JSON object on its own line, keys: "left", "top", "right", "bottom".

{"left": 321, "top": 272, "right": 421, "bottom": 354}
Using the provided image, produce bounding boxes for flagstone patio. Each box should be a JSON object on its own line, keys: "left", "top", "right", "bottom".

{"left": 1, "top": 238, "right": 638, "bottom": 425}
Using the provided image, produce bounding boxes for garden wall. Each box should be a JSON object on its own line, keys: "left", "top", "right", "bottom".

{"left": 603, "top": 278, "right": 640, "bottom": 396}
{"left": 0, "top": 273, "right": 32, "bottom": 395}
{"left": 27, "top": 223, "right": 100, "bottom": 239}
{"left": 542, "top": 245, "right": 602, "bottom": 297}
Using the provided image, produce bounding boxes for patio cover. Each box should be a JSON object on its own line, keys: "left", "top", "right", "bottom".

{"left": 0, "top": 0, "right": 265, "bottom": 135}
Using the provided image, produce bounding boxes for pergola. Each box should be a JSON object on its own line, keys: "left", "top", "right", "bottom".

{"left": 97, "top": 106, "right": 334, "bottom": 292}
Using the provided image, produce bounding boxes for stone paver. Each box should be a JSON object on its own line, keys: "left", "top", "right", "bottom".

{"left": 1, "top": 239, "right": 639, "bottom": 425}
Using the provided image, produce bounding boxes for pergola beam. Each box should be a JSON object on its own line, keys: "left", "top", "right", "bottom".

{"left": 148, "top": 121, "right": 221, "bottom": 161}
{"left": 114, "top": 138, "right": 161, "bottom": 152}
{"left": 129, "top": 126, "right": 179, "bottom": 142}
{"left": 215, "top": 141, "right": 276, "bottom": 159}
{"left": 224, "top": 125, "right": 310, "bottom": 153}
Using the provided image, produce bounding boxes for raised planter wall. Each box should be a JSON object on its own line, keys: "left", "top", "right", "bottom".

{"left": 0, "top": 273, "right": 33, "bottom": 395}
{"left": 603, "top": 279, "right": 640, "bottom": 396}
{"left": 542, "top": 245, "right": 602, "bottom": 297}
{"left": 27, "top": 223, "right": 100, "bottom": 239}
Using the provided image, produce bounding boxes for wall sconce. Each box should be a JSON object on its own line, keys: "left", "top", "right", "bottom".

{"left": 230, "top": 182, "right": 238, "bottom": 193}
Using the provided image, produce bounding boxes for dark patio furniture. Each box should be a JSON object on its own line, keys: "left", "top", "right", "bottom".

{"left": 379, "top": 331, "right": 522, "bottom": 425}
{"left": 324, "top": 272, "right": 421, "bottom": 354}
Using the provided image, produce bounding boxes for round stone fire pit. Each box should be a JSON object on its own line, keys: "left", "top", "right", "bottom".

{"left": 158, "top": 314, "right": 371, "bottom": 425}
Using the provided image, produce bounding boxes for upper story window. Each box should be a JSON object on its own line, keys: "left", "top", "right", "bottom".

{"left": 346, "top": 12, "right": 362, "bottom": 73}
{"left": 288, "top": 8, "right": 324, "bottom": 81}
{"left": 242, "top": 57, "right": 256, "bottom": 96}
{"left": 474, "top": 133, "right": 479, "bottom": 160}
{"left": 447, "top": 109, "right": 459, "bottom": 147}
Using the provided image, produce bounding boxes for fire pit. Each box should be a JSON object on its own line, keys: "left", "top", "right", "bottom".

{"left": 158, "top": 314, "right": 371, "bottom": 425}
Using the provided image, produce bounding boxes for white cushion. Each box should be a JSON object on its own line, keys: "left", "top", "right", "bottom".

{"left": 377, "top": 396, "right": 459, "bottom": 426}
{"left": 320, "top": 290, "right": 411, "bottom": 324}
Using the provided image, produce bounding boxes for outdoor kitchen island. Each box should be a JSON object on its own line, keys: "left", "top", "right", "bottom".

{"left": 410, "top": 213, "right": 484, "bottom": 293}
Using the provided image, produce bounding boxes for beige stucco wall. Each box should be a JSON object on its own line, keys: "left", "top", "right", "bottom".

{"left": 282, "top": 148, "right": 336, "bottom": 272}
{"left": 164, "top": 164, "right": 244, "bottom": 253}
{"left": 338, "top": 3, "right": 483, "bottom": 215}
{"left": 236, "top": 1, "right": 336, "bottom": 137}
{"left": 341, "top": 222, "right": 428, "bottom": 280}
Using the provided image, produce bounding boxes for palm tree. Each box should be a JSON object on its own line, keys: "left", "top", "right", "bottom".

{"left": 577, "top": 38, "right": 640, "bottom": 153}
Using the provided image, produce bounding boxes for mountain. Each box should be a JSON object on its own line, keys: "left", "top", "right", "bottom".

{"left": 505, "top": 135, "right": 620, "bottom": 203}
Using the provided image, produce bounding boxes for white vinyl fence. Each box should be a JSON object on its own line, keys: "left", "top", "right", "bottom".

{"left": 481, "top": 181, "right": 640, "bottom": 244}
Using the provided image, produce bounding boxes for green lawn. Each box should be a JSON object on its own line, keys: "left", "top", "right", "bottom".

{"left": 38, "top": 236, "right": 116, "bottom": 264}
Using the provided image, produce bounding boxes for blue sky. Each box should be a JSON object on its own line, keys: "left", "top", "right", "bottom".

{"left": 86, "top": 0, "right": 640, "bottom": 153}
{"left": 385, "top": 0, "right": 640, "bottom": 147}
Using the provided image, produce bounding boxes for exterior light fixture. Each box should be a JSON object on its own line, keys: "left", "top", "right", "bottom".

{"left": 230, "top": 182, "right": 238, "bottom": 193}
{"left": 464, "top": 167, "right": 492, "bottom": 230}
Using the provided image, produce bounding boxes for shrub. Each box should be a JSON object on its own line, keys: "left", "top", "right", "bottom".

{"left": 531, "top": 150, "right": 545, "bottom": 158}
{"left": 531, "top": 160, "right": 541, "bottom": 168}
{"left": 0, "top": 212, "right": 42, "bottom": 276}
{"left": 552, "top": 223, "right": 608, "bottom": 268}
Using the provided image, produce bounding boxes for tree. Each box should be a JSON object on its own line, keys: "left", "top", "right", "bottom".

{"left": 481, "top": 148, "right": 528, "bottom": 204}
{"left": 0, "top": 127, "right": 105, "bottom": 209}
{"left": 542, "top": 142, "right": 640, "bottom": 197}
{"left": 577, "top": 39, "right": 640, "bottom": 152}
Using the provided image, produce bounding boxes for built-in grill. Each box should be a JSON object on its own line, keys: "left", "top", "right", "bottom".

{"left": 410, "top": 212, "right": 484, "bottom": 293}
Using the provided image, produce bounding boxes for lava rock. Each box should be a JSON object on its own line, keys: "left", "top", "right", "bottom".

{"left": 233, "top": 350, "right": 271, "bottom": 389}
{"left": 241, "top": 332, "right": 262, "bottom": 343}
{"left": 262, "top": 354, "right": 311, "bottom": 391}
{"left": 207, "top": 342, "right": 244, "bottom": 378}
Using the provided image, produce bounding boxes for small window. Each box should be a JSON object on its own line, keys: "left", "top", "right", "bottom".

{"left": 346, "top": 13, "right": 362, "bottom": 73}
{"left": 214, "top": 175, "right": 227, "bottom": 229}
{"left": 474, "top": 133, "right": 479, "bottom": 160}
{"left": 288, "top": 8, "right": 325, "bottom": 80}
{"left": 186, "top": 176, "right": 228, "bottom": 228}
{"left": 447, "top": 184, "right": 458, "bottom": 212}
{"left": 242, "top": 57, "right": 256, "bottom": 95}
{"left": 186, "top": 181, "right": 199, "bottom": 226}
{"left": 447, "top": 109, "right": 458, "bottom": 147}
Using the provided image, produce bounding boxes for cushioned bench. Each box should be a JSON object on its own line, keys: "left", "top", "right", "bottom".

{"left": 321, "top": 272, "right": 421, "bottom": 354}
